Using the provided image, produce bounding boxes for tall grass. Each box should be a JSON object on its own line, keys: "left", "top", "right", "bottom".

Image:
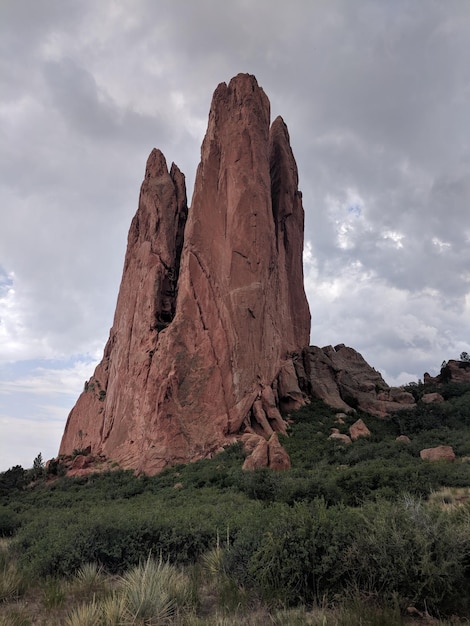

{"left": 72, "top": 561, "right": 106, "bottom": 596}
{"left": 0, "top": 540, "right": 25, "bottom": 602}
{"left": 120, "top": 555, "right": 192, "bottom": 624}
{"left": 65, "top": 596, "right": 101, "bottom": 626}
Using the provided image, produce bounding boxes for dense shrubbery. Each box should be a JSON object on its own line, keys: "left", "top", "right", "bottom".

{"left": 226, "top": 497, "right": 470, "bottom": 612}
{"left": 2, "top": 387, "right": 470, "bottom": 619}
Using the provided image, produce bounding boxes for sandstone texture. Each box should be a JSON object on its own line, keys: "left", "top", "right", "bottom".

{"left": 294, "top": 344, "right": 415, "bottom": 417}
{"left": 349, "top": 418, "right": 371, "bottom": 441}
{"left": 420, "top": 445, "right": 456, "bottom": 462}
{"left": 60, "top": 74, "right": 310, "bottom": 474}
{"left": 329, "top": 429, "right": 352, "bottom": 445}
{"left": 421, "top": 392, "right": 444, "bottom": 404}
{"left": 396, "top": 435, "right": 411, "bottom": 444}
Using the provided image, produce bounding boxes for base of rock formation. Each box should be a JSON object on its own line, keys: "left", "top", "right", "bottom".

{"left": 57, "top": 74, "right": 419, "bottom": 477}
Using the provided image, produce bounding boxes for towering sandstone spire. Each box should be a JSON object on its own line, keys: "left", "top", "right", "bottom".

{"left": 59, "top": 74, "right": 311, "bottom": 474}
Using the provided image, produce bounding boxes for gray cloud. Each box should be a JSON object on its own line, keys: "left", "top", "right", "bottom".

{"left": 1, "top": 0, "right": 470, "bottom": 469}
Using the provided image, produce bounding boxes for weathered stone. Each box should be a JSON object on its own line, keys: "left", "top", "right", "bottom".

{"left": 396, "top": 435, "right": 411, "bottom": 444}
{"left": 329, "top": 428, "right": 352, "bottom": 444}
{"left": 241, "top": 432, "right": 266, "bottom": 454}
{"left": 268, "top": 433, "right": 291, "bottom": 470}
{"left": 242, "top": 436, "right": 269, "bottom": 470}
{"left": 349, "top": 418, "right": 371, "bottom": 441}
{"left": 424, "top": 359, "right": 470, "bottom": 385}
{"left": 71, "top": 454, "right": 95, "bottom": 471}
{"left": 420, "top": 446, "right": 456, "bottom": 462}
{"left": 59, "top": 74, "right": 310, "bottom": 474}
{"left": 277, "top": 359, "right": 305, "bottom": 413}
{"left": 298, "top": 344, "right": 415, "bottom": 416}
{"left": 421, "top": 392, "right": 444, "bottom": 404}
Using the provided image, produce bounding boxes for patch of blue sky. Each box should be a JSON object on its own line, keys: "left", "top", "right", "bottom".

{"left": 0, "top": 266, "right": 14, "bottom": 297}
{"left": 347, "top": 204, "right": 362, "bottom": 217}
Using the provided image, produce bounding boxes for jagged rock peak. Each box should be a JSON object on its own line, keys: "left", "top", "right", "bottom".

{"left": 59, "top": 73, "right": 310, "bottom": 474}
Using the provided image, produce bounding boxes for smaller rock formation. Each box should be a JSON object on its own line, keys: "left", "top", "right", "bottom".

{"left": 349, "top": 419, "right": 371, "bottom": 441}
{"left": 396, "top": 435, "right": 411, "bottom": 444}
{"left": 421, "top": 392, "right": 444, "bottom": 404}
{"left": 268, "top": 433, "right": 291, "bottom": 470}
{"left": 424, "top": 359, "right": 470, "bottom": 385}
{"left": 295, "top": 344, "right": 415, "bottom": 416}
{"left": 420, "top": 446, "right": 456, "bottom": 462}
{"left": 329, "top": 429, "right": 352, "bottom": 445}
{"left": 242, "top": 435, "right": 269, "bottom": 470}
{"left": 241, "top": 432, "right": 291, "bottom": 470}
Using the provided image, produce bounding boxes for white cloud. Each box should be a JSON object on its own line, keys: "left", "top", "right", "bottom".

{"left": 1, "top": 0, "right": 470, "bottom": 468}
{"left": 0, "top": 357, "right": 99, "bottom": 397}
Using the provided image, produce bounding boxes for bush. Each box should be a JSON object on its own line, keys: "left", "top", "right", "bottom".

{"left": 120, "top": 556, "right": 191, "bottom": 623}
{"left": 0, "top": 508, "right": 19, "bottom": 537}
{"left": 344, "top": 497, "right": 470, "bottom": 613}
{"left": 228, "top": 500, "right": 358, "bottom": 605}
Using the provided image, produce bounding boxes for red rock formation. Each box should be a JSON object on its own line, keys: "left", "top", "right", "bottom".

{"left": 396, "top": 435, "right": 411, "bottom": 444}
{"left": 60, "top": 74, "right": 310, "bottom": 474}
{"left": 329, "top": 429, "right": 352, "bottom": 445}
{"left": 296, "top": 344, "right": 415, "bottom": 416}
{"left": 421, "top": 392, "right": 444, "bottom": 404}
{"left": 425, "top": 359, "right": 470, "bottom": 385}
{"left": 349, "top": 418, "right": 371, "bottom": 441}
{"left": 420, "top": 446, "right": 456, "bottom": 462}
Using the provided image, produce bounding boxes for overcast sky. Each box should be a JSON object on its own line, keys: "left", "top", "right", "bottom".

{"left": 1, "top": 0, "right": 470, "bottom": 471}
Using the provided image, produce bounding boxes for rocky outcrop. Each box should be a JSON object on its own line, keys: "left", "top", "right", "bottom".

{"left": 60, "top": 74, "right": 310, "bottom": 474}
{"left": 424, "top": 359, "right": 470, "bottom": 385}
{"left": 295, "top": 344, "right": 415, "bottom": 417}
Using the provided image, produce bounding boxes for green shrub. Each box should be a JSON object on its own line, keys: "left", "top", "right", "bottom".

{"left": 343, "top": 497, "right": 470, "bottom": 613}
{"left": 245, "top": 500, "right": 358, "bottom": 605}
{"left": 0, "top": 508, "right": 19, "bottom": 537}
{"left": 120, "top": 556, "right": 192, "bottom": 623}
{"left": 41, "top": 576, "right": 67, "bottom": 609}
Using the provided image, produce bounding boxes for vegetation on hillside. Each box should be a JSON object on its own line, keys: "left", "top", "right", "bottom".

{"left": 1, "top": 380, "right": 470, "bottom": 623}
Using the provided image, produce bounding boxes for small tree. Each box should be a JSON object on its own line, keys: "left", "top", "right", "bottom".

{"left": 31, "top": 452, "right": 45, "bottom": 480}
{"left": 460, "top": 351, "right": 470, "bottom": 362}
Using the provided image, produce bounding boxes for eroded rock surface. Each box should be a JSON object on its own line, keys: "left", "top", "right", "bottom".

{"left": 296, "top": 344, "right": 415, "bottom": 417}
{"left": 420, "top": 446, "right": 456, "bottom": 462}
{"left": 60, "top": 74, "right": 310, "bottom": 474}
{"left": 349, "top": 418, "right": 371, "bottom": 441}
{"left": 424, "top": 360, "right": 470, "bottom": 385}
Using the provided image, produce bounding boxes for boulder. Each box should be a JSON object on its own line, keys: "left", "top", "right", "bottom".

{"left": 349, "top": 418, "right": 371, "bottom": 441}
{"left": 396, "top": 435, "right": 411, "bottom": 444}
{"left": 242, "top": 436, "right": 269, "bottom": 470}
{"left": 421, "top": 392, "right": 444, "bottom": 404}
{"left": 268, "top": 433, "right": 291, "bottom": 470}
{"left": 420, "top": 446, "right": 456, "bottom": 462}
{"left": 329, "top": 428, "right": 352, "bottom": 445}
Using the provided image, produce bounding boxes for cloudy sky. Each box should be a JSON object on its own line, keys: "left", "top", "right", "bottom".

{"left": 1, "top": 0, "right": 470, "bottom": 471}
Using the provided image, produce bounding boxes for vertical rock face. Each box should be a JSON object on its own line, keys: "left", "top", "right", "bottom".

{"left": 59, "top": 74, "right": 311, "bottom": 474}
